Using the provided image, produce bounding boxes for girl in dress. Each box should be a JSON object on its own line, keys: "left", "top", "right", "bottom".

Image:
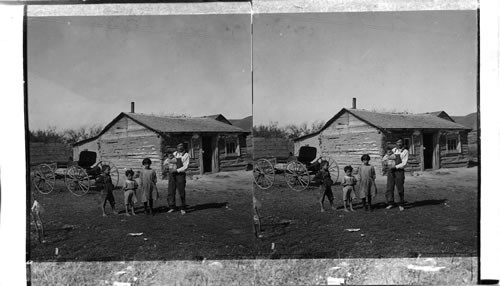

{"left": 358, "top": 154, "right": 377, "bottom": 211}
{"left": 139, "top": 158, "right": 158, "bottom": 216}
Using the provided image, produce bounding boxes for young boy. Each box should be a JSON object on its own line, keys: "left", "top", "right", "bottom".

{"left": 341, "top": 165, "right": 357, "bottom": 212}
{"left": 123, "top": 169, "right": 138, "bottom": 216}
{"left": 314, "top": 160, "right": 335, "bottom": 212}
{"left": 95, "top": 165, "right": 117, "bottom": 217}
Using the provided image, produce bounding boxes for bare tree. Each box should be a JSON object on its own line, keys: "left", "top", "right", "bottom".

{"left": 252, "top": 121, "right": 288, "bottom": 138}
{"left": 285, "top": 122, "right": 308, "bottom": 139}
{"left": 310, "top": 120, "right": 325, "bottom": 133}
{"left": 253, "top": 120, "right": 326, "bottom": 140}
{"left": 29, "top": 126, "right": 64, "bottom": 143}
{"left": 63, "top": 124, "right": 103, "bottom": 144}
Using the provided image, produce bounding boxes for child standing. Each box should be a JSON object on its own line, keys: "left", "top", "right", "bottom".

{"left": 358, "top": 154, "right": 377, "bottom": 211}
{"left": 164, "top": 153, "right": 177, "bottom": 209}
{"left": 382, "top": 148, "right": 397, "bottom": 175}
{"left": 341, "top": 165, "right": 357, "bottom": 212}
{"left": 139, "top": 158, "right": 158, "bottom": 216}
{"left": 164, "top": 153, "right": 177, "bottom": 172}
{"left": 314, "top": 160, "right": 335, "bottom": 212}
{"left": 95, "top": 165, "right": 117, "bottom": 217}
{"left": 123, "top": 169, "right": 138, "bottom": 216}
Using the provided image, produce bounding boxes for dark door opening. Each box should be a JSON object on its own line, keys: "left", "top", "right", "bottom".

{"left": 202, "top": 136, "right": 213, "bottom": 173}
{"left": 423, "top": 133, "right": 434, "bottom": 169}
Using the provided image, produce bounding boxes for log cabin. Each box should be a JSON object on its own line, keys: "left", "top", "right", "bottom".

{"left": 73, "top": 111, "right": 250, "bottom": 179}
{"left": 294, "top": 104, "right": 472, "bottom": 174}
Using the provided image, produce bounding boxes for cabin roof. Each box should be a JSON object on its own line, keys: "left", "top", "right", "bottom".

{"left": 346, "top": 109, "right": 468, "bottom": 130}
{"left": 126, "top": 113, "right": 246, "bottom": 133}
{"left": 199, "top": 114, "right": 233, "bottom": 125}
{"left": 419, "top": 111, "right": 456, "bottom": 122}
{"left": 294, "top": 108, "right": 471, "bottom": 142}
{"left": 74, "top": 112, "right": 249, "bottom": 146}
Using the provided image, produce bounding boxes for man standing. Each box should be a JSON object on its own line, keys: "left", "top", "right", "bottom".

{"left": 383, "top": 138, "right": 408, "bottom": 211}
{"left": 167, "top": 143, "right": 190, "bottom": 215}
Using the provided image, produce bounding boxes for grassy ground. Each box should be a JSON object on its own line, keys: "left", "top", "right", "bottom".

{"left": 28, "top": 168, "right": 478, "bottom": 285}
{"left": 29, "top": 171, "right": 254, "bottom": 261}
{"left": 254, "top": 167, "right": 478, "bottom": 259}
{"left": 30, "top": 257, "right": 477, "bottom": 285}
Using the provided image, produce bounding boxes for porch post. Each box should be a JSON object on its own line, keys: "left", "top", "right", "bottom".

{"left": 213, "top": 135, "right": 220, "bottom": 172}
{"left": 197, "top": 134, "right": 203, "bottom": 175}
{"left": 435, "top": 131, "right": 441, "bottom": 169}
{"left": 420, "top": 131, "right": 425, "bottom": 171}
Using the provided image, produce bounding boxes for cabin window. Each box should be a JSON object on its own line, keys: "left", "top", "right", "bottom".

{"left": 225, "top": 138, "right": 239, "bottom": 156}
{"left": 446, "top": 135, "right": 460, "bottom": 153}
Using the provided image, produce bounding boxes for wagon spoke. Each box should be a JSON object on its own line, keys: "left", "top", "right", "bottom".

{"left": 253, "top": 159, "right": 275, "bottom": 190}
{"left": 33, "top": 164, "right": 56, "bottom": 195}
{"left": 264, "top": 175, "right": 273, "bottom": 187}
{"left": 78, "top": 181, "right": 89, "bottom": 190}
{"left": 65, "top": 165, "right": 90, "bottom": 196}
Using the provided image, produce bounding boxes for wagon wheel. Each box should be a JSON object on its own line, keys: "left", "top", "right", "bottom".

{"left": 100, "top": 161, "right": 120, "bottom": 188}
{"left": 323, "top": 156, "right": 340, "bottom": 184}
{"left": 65, "top": 165, "right": 90, "bottom": 196}
{"left": 32, "top": 164, "right": 56, "bottom": 195}
{"left": 285, "top": 160, "right": 309, "bottom": 192}
{"left": 253, "top": 159, "right": 275, "bottom": 190}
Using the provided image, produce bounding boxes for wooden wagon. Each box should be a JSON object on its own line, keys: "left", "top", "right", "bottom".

{"left": 31, "top": 151, "right": 119, "bottom": 196}
{"left": 253, "top": 146, "right": 340, "bottom": 191}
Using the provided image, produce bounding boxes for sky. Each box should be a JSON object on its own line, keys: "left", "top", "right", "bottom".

{"left": 253, "top": 11, "right": 478, "bottom": 126}
{"left": 27, "top": 11, "right": 477, "bottom": 131}
{"left": 27, "top": 14, "right": 251, "bottom": 130}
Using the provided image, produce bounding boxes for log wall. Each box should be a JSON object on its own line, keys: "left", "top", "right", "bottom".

{"left": 219, "top": 134, "right": 249, "bottom": 172}
{"left": 319, "top": 113, "right": 384, "bottom": 175}
{"left": 439, "top": 130, "right": 470, "bottom": 169}
{"left": 246, "top": 135, "right": 254, "bottom": 160}
{"left": 30, "top": 143, "right": 72, "bottom": 166}
{"left": 99, "top": 117, "right": 162, "bottom": 181}
{"left": 252, "top": 137, "right": 294, "bottom": 161}
{"left": 467, "top": 130, "right": 478, "bottom": 158}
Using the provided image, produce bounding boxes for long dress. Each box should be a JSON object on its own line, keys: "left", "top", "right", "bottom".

{"left": 358, "top": 164, "right": 376, "bottom": 199}
{"left": 140, "top": 168, "right": 158, "bottom": 203}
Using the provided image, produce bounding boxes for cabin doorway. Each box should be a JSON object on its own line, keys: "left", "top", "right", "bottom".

{"left": 202, "top": 136, "right": 213, "bottom": 173}
{"left": 423, "top": 133, "right": 434, "bottom": 169}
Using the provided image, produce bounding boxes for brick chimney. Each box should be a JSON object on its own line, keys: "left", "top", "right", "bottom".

{"left": 131, "top": 102, "right": 135, "bottom": 113}
{"left": 352, "top": 98, "right": 356, "bottom": 109}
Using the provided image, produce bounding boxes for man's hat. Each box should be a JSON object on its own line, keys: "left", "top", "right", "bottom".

{"left": 177, "top": 143, "right": 184, "bottom": 148}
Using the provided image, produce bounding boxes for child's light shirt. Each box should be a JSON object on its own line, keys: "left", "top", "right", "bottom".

{"left": 123, "top": 179, "right": 138, "bottom": 191}
{"left": 341, "top": 175, "right": 357, "bottom": 186}
{"left": 173, "top": 151, "right": 190, "bottom": 173}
